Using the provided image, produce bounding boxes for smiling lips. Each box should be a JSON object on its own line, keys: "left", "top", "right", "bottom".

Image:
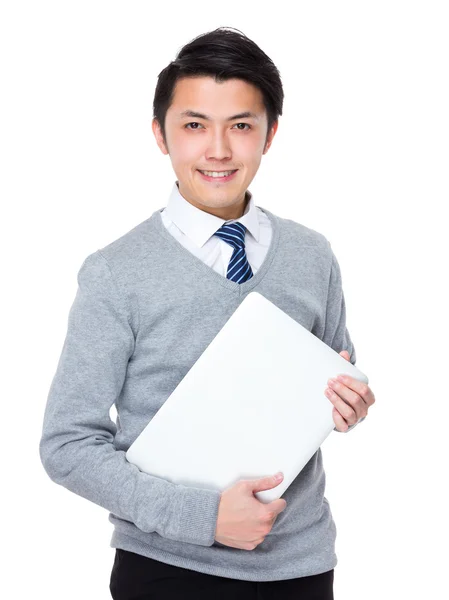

{"left": 198, "top": 169, "right": 238, "bottom": 182}
{"left": 198, "top": 169, "right": 237, "bottom": 175}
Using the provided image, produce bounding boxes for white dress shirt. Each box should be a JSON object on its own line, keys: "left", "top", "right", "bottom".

{"left": 160, "top": 180, "right": 361, "bottom": 433}
{"left": 160, "top": 181, "right": 272, "bottom": 276}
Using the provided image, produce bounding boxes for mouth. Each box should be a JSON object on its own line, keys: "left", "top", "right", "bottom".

{"left": 197, "top": 169, "right": 238, "bottom": 183}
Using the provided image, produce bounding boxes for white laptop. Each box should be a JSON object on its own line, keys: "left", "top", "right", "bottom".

{"left": 126, "top": 291, "right": 368, "bottom": 503}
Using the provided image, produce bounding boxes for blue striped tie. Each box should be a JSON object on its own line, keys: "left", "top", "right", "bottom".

{"left": 213, "top": 221, "right": 254, "bottom": 283}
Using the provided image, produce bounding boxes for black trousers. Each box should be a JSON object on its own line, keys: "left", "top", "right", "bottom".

{"left": 109, "top": 548, "right": 334, "bottom": 599}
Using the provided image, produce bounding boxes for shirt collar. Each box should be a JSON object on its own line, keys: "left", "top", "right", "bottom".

{"left": 163, "top": 180, "right": 260, "bottom": 248}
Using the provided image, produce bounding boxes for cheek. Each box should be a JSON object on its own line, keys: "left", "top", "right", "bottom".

{"left": 239, "top": 136, "right": 264, "bottom": 160}
{"left": 242, "top": 151, "right": 262, "bottom": 173}
{"left": 169, "top": 139, "right": 200, "bottom": 165}
{"left": 169, "top": 130, "right": 200, "bottom": 158}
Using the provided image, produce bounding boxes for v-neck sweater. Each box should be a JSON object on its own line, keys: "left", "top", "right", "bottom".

{"left": 39, "top": 204, "right": 358, "bottom": 582}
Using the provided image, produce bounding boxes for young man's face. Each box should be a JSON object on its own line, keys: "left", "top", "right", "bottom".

{"left": 152, "top": 76, "right": 278, "bottom": 220}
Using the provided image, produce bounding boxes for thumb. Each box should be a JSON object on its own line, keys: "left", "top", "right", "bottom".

{"left": 248, "top": 472, "right": 284, "bottom": 493}
{"left": 339, "top": 350, "right": 351, "bottom": 362}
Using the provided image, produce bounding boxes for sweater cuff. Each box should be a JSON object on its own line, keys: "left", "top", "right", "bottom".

{"left": 174, "top": 486, "right": 222, "bottom": 546}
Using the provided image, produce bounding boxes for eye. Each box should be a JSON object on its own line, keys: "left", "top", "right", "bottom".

{"left": 184, "top": 122, "right": 252, "bottom": 130}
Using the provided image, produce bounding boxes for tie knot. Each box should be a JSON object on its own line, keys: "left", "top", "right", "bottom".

{"left": 213, "top": 221, "right": 247, "bottom": 250}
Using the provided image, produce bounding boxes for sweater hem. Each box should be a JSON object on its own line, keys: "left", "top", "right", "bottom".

{"left": 109, "top": 530, "right": 338, "bottom": 582}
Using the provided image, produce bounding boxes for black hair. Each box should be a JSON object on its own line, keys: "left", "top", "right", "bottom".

{"left": 152, "top": 27, "right": 284, "bottom": 149}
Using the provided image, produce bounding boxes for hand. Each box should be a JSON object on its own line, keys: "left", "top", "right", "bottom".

{"left": 325, "top": 350, "right": 375, "bottom": 432}
{"left": 214, "top": 472, "right": 287, "bottom": 551}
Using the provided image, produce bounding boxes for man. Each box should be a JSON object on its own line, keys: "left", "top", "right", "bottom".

{"left": 40, "top": 26, "right": 375, "bottom": 599}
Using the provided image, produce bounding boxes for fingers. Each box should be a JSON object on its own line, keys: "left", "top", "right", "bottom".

{"left": 327, "top": 391, "right": 358, "bottom": 424}
{"left": 326, "top": 379, "right": 365, "bottom": 422}
{"left": 334, "top": 375, "right": 374, "bottom": 406}
{"left": 332, "top": 406, "right": 349, "bottom": 432}
{"left": 253, "top": 537, "right": 266, "bottom": 546}
{"left": 339, "top": 350, "right": 351, "bottom": 361}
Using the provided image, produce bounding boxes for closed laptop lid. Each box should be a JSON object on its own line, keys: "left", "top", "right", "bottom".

{"left": 126, "top": 291, "right": 368, "bottom": 503}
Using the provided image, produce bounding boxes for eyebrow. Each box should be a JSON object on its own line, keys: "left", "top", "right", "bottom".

{"left": 178, "top": 110, "right": 260, "bottom": 121}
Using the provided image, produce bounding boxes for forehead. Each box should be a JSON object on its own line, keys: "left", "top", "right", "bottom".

{"left": 168, "top": 76, "right": 266, "bottom": 121}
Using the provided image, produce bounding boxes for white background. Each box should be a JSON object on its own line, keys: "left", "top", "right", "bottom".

{"left": 2, "top": 1, "right": 448, "bottom": 598}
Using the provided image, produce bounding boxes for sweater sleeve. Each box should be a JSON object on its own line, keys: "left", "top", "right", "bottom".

{"left": 323, "top": 243, "right": 366, "bottom": 433}
{"left": 39, "top": 250, "right": 221, "bottom": 546}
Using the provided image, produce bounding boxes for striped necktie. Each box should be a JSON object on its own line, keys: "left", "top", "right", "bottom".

{"left": 213, "top": 221, "right": 254, "bottom": 283}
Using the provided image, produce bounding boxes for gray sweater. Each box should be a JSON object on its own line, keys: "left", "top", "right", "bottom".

{"left": 39, "top": 205, "right": 362, "bottom": 581}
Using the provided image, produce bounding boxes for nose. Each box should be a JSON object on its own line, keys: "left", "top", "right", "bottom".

{"left": 205, "top": 130, "right": 232, "bottom": 161}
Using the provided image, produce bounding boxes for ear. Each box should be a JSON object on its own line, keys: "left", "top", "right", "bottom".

{"left": 152, "top": 118, "right": 169, "bottom": 155}
{"left": 263, "top": 121, "right": 279, "bottom": 154}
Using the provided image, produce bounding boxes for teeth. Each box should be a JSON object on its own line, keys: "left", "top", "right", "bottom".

{"left": 200, "top": 170, "right": 236, "bottom": 178}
